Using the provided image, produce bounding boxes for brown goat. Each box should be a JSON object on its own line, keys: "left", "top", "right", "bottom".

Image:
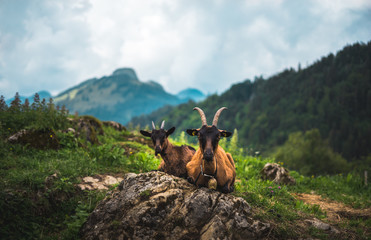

{"left": 140, "top": 121, "right": 195, "bottom": 178}
{"left": 186, "top": 107, "right": 236, "bottom": 193}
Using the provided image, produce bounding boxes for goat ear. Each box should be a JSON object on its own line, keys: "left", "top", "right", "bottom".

{"left": 166, "top": 127, "right": 176, "bottom": 136}
{"left": 186, "top": 129, "right": 198, "bottom": 136}
{"left": 220, "top": 130, "right": 232, "bottom": 138}
{"left": 140, "top": 130, "right": 151, "bottom": 137}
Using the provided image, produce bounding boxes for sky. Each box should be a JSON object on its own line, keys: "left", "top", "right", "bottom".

{"left": 0, "top": 0, "right": 370, "bottom": 99}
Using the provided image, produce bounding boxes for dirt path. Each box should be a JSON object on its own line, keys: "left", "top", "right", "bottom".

{"left": 294, "top": 193, "right": 371, "bottom": 222}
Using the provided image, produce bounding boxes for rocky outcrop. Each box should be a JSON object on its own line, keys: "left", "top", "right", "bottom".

{"left": 7, "top": 129, "right": 60, "bottom": 149}
{"left": 102, "top": 121, "right": 126, "bottom": 131}
{"left": 261, "top": 163, "right": 296, "bottom": 185}
{"left": 67, "top": 116, "right": 104, "bottom": 144}
{"left": 80, "top": 171, "right": 270, "bottom": 240}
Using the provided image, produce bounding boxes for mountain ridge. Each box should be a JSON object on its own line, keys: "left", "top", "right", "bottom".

{"left": 52, "top": 68, "right": 204, "bottom": 124}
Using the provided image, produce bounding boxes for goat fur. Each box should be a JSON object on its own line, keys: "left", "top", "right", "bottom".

{"left": 157, "top": 138, "right": 195, "bottom": 178}
{"left": 186, "top": 145, "right": 236, "bottom": 193}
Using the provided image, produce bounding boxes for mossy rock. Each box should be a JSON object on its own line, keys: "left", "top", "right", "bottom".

{"left": 80, "top": 115, "right": 104, "bottom": 135}
{"left": 102, "top": 121, "right": 126, "bottom": 131}
{"left": 68, "top": 115, "right": 105, "bottom": 145}
{"left": 7, "top": 129, "right": 60, "bottom": 150}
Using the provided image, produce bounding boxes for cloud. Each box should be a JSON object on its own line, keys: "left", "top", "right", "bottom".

{"left": 0, "top": 0, "right": 370, "bottom": 99}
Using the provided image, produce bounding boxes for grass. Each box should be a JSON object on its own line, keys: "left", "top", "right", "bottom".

{"left": 0, "top": 125, "right": 370, "bottom": 239}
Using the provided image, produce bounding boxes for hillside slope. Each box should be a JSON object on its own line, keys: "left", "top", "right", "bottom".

{"left": 54, "top": 68, "right": 184, "bottom": 124}
{"left": 130, "top": 42, "right": 371, "bottom": 161}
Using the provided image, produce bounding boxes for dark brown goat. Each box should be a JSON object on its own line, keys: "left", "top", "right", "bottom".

{"left": 140, "top": 121, "right": 195, "bottom": 178}
{"left": 186, "top": 107, "right": 236, "bottom": 193}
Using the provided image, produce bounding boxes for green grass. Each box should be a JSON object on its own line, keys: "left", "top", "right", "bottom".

{"left": 0, "top": 125, "right": 370, "bottom": 239}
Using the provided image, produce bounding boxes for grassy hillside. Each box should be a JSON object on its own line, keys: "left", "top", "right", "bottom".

{"left": 0, "top": 101, "right": 369, "bottom": 239}
{"left": 130, "top": 42, "right": 371, "bottom": 165}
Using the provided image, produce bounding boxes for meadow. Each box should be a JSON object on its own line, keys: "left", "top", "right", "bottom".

{"left": 0, "top": 98, "right": 370, "bottom": 239}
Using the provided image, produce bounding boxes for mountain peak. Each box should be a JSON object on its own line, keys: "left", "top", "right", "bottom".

{"left": 112, "top": 68, "right": 138, "bottom": 80}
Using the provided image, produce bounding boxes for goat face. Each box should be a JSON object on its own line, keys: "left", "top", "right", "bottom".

{"left": 140, "top": 126, "right": 175, "bottom": 156}
{"left": 187, "top": 126, "right": 231, "bottom": 161}
{"left": 186, "top": 107, "right": 232, "bottom": 161}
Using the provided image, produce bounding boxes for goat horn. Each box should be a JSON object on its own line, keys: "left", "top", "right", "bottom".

{"left": 212, "top": 107, "right": 227, "bottom": 127}
{"left": 193, "top": 107, "right": 207, "bottom": 126}
{"left": 160, "top": 120, "right": 165, "bottom": 129}
{"left": 152, "top": 121, "right": 156, "bottom": 130}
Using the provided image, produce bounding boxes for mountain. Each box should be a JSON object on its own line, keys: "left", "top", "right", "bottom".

{"left": 6, "top": 91, "right": 52, "bottom": 105}
{"left": 177, "top": 88, "right": 206, "bottom": 102}
{"left": 54, "top": 68, "right": 186, "bottom": 124}
{"left": 130, "top": 41, "right": 371, "bottom": 161}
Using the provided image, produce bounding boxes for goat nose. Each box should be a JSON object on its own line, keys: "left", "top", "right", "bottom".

{"left": 204, "top": 150, "right": 214, "bottom": 161}
{"left": 155, "top": 146, "right": 161, "bottom": 155}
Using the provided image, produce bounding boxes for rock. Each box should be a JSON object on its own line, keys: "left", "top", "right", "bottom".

{"left": 80, "top": 171, "right": 270, "bottom": 239}
{"left": 66, "top": 128, "right": 76, "bottom": 134}
{"left": 74, "top": 116, "right": 104, "bottom": 144}
{"left": 45, "top": 173, "right": 59, "bottom": 189}
{"left": 77, "top": 175, "right": 124, "bottom": 191}
{"left": 305, "top": 218, "right": 340, "bottom": 234}
{"left": 261, "top": 163, "right": 296, "bottom": 185}
{"left": 103, "top": 121, "right": 126, "bottom": 131}
{"left": 7, "top": 129, "right": 60, "bottom": 150}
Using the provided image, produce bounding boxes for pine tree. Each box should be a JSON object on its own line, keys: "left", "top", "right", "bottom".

{"left": 0, "top": 95, "right": 7, "bottom": 111}
{"left": 23, "top": 98, "right": 30, "bottom": 110}
{"left": 10, "top": 92, "right": 22, "bottom": 110}
{"left": 32, "top": 93, "right": 40, "bottom": 109}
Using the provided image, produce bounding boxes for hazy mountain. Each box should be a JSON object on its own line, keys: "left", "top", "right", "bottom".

{"left": 6, "top": 90, "right": 52, "bottom": 105}
{"left": 177, "top": 88, "right": 205, "bottom": 102}
{"left": 54, "top": 68, "right": 200, "bottom": 124}
{"left": 130, "top": 41, "right": 371, "bottom": 161}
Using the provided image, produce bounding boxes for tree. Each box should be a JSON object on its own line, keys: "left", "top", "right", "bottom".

{"left": 274, "top": 129, "right": 349, "bottom": 176}
{"left": 10, "top": 92, "right": 22, "bottom": 111}
{"left": 0, "top": 95, "right": 7, "bottom": 111}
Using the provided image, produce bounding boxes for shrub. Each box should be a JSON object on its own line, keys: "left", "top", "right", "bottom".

{"left": 273, "top": 129, "right": 349, "bottom": 176}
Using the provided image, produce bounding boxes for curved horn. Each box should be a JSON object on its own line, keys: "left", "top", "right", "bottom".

{"left": 193, "top": 107, "right": 207, "bottom": 126}
{"left": 152, "top": 121, "right": 156, "bottom": 130}
{"left": 212, "top": 107, "right": 227, "bottom": 127}
{"left": 160, "top": 120, "right": 165, "bottom": 129}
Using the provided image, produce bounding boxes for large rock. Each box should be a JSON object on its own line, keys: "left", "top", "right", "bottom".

{"left": 7, "top": 129, "right": 60, "bottom": 150}
{"left": 80, "top": 171, "right": 270, "bottom": 240}
{"left": 261, "top": 163, "right": 296, "bottom": 185}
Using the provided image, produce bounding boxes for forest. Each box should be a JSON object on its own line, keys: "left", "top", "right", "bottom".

{"left": 131, "top": 42, "right": 371, "bottom": 175}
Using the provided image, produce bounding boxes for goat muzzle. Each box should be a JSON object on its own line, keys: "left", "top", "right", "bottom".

{"left": 203, "top": 150, "right": 214, "bottom": 162}
{"left": 155, "top": 146, "right": 162, "bottom": 156}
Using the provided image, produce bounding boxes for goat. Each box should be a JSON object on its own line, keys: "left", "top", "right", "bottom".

{"left": 186, "top": 107, "right": 236, "bottom": 193}
{"left": 140, "top": 121, "right": 196, "bottom": 178}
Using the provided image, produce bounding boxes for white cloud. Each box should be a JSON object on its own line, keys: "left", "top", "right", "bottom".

{"left": 0, "top": 0, "right": 370, "bottom": 99}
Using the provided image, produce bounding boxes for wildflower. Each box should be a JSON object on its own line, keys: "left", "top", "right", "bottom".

{"left": 130, "top": 152, "right": 133, "bottom": 155}
{"left": 271, "top": 190, "right": 274, "bottom": 193}
{"left": 50, "top": 135, "right": 53, "bottom": 138}
{"left": 268, "top": 186, "right": 272, "bottom": 189}
{"left": 311, "top": 175, "right": 314, "bottom": 178}
{"left": 278, "top": 186, "right": 281, "bottom": 189}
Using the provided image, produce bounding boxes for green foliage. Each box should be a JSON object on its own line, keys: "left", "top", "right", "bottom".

{"left": 88, "top": 143, "right": 126, "bottom": 166}
{"left": 1, "top": 106, "right": 370, "bottom": 239}
{"left": 126, "top": 152, "right": 160, "bottom": 173}
{"left": 0, "top": 93, "right": 70, "bottom": 139}
{"left": 291, "top": 172, "right": 370, "bottom": 209}
{"left": 57, "top": 131, "right": 79, "bottom": 149}
{"left": 273, "top": 129, "right": 349, "bottom": 176}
